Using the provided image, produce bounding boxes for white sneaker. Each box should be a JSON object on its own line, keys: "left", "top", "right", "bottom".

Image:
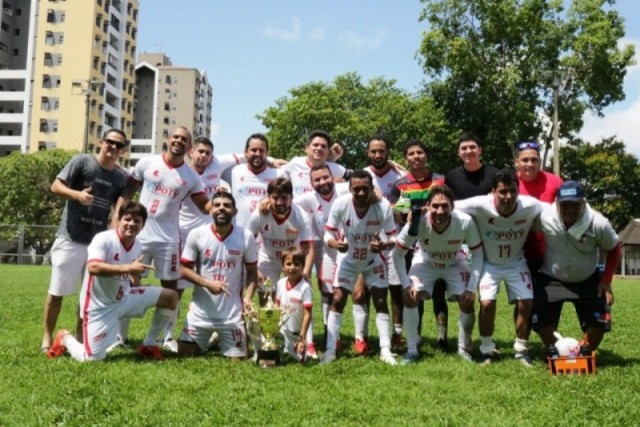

{"left": 207, "top": 331, "right": 221, "bottom": 350}
{"left": 162, "top": 339, "right": 178, "bottom": 354}
{"left": 106, "top": 336, "right": 129, "bottom": 353}
{"left": 380, "top": 348, "right": 397, "bottom": 366}
{"left": 320, "top": 350, "right": 337, "bottom": 365}
{"left": 251, "top": 352, "right": 258, "bottom": 363}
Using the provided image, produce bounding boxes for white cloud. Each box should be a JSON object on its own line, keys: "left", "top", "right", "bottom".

{"left": 210, "top": 122, "right": 221, "bottom": 139}
{"left": 262, "top": 17, "right": 301, "bottom": 41}
{"left": 338, "top": 29, "right": 388, "bottom": 52}
{"left": 309, "top": 26, "right": 326, "bottom": 42}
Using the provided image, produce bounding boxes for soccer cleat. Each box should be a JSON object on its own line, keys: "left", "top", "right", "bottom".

{"left": 48, "top": 329, "right": 69, "bottom": 359}
{"left": 137, "top": 344, "right": 165, "bottom": 360}
{"left": 306, "top": 342, "right": 319, "bottom": 360}
{"left": 353, "top": 338, "right": 369, "bottom": 355}
{"left": 478, "top": 351, "right": 497, "bottom": 366}
{"left": 380, "top": 349, "right": 397, "bottom": 366}
{"left": 515, "top": 351, "right": 534, "bottom": 368}
{"left": 319, "top": 350, "right": 337, "bottom": 365}
{"left": 458, "top": 349, "right": 474, "bottom": 363}
{"left": 106, "top": 336, "right": 130, "bottom": 353}
{"left": 400, "top": 351, "right": 419, "bottom": 366}
{"left": 162, "top": 339, "right": 178, "bottom": 354}
{"left": 435, "top": 338, "right": 449, "bottom": 352}
{"left": 391, "top": 333, "right": 407, "bottom": 351}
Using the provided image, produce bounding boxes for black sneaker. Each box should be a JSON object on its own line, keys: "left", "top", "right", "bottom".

{"left": 435, "top": 338, "right": 449, "bottom": 352}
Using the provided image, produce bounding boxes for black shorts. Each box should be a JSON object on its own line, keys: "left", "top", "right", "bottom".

{"left": 531, "top": 270, "right": 608, "bottom": 332}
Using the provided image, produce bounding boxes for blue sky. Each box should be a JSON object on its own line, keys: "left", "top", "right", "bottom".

{"left": 137, "top": 1, "right": 640, "bottom": 160}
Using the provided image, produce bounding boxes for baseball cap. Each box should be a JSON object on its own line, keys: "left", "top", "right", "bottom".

{"left": 556, "top": 180, "right": 585, "bottom": 202}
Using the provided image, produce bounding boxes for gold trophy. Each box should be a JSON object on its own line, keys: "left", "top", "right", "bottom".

{"left": 256, "top": 278, "right": 282, "bottom": 367}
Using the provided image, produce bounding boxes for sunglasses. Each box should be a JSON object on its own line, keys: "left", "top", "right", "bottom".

{"left": 104, "top": 138, "right": 127, "bottom": 150}
{"left": 516, "top": 141, "right": 540, "bottom": 151}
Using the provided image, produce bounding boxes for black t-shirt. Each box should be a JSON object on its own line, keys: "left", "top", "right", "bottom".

{"left": 445, "top": 164, "right": 498, "bottom": 200}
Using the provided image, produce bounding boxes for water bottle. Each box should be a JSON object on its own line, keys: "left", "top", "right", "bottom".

{"left": 408, "top": 202, "right": 422, "bottom": 236}
{"left": 603, "top": 304, "right": 612, "bottom": 332}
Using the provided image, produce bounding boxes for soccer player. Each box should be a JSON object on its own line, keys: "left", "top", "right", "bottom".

{"left": 47, "top": 201, "right": 179, "bottom": 361}
{"left": 275, "top": 247, "right": 313, "bottom": 362}
{"left": 531, "top": 181, "right": 621, "bottom": 350}
{"left": 41, "top": 129, "right": 130, "bottom": 353}
{"left": 177, "top": 191, "right": 258, "bottom": 360}
{"left": 445, "top": 132, "right": 498, "bottom": 200}
{"left": 390, "top": 139, "right": 447, "bottom": 350}
{"left": 455, "top": 169, "right": 546, "bottom": 366}
{"left": 393, "top": 185, "right": 484, "bottom": 364}
{"left": 113, "top": 126, "right": 209, "bottom": 348}
{"left": 321, "top": 170, "right": 397, "bottom": 365}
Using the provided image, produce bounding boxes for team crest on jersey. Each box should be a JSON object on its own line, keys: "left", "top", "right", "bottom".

{"left": 114, "top": 253, "right": 120, "bottom": 261}
{"left": 423, "top": 238, "right": 430, "bottom": 245}
{"left": 153, "top": 170, "right": 160, "bottom": 177}
{"left": 345, "top": 219, "right": 351, "bottom": 227}
{"left": 204, "top": 249, "right": 212, "bottom": 257}
{"left": 488, "top": 218, "right": 496, "bottom": 224}
{"left": 264, "top": 224, "right": 269, "bottom": 231}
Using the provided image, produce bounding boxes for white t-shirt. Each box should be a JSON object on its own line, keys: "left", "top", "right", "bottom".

{"left": 131, "top": 154, "right": 204, "bottom": 242}
{"left": 229, "top": 164, "right": 287, "bottom": 228}
{"left": 538, "top": 203, "right": 618, "bottom": 282}
{"left": 181, "top": 224, "right": 258, "bottom": 325}
{"left": 455, "top": 195, "right": 545, "bottom": 265}
{"left": 248, "top": 204, "right": 313, "bottom": 262}
{"left": 325, "top": 194, "right": 396, "bottom": 268}
{"left": 80, "top": 229, "right": 141, "bottom": 312}
{"left": 283, "top": 156, "right": 346, "bottom": 197}
{"left": 276, "top": 276, "right": 313, "bottom": 334}
{"left": 364, "top": 165, "right": 405, "bottom": 201}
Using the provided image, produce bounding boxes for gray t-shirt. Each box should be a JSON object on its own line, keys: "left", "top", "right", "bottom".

{"left": 56, "top": 154, "right": 129, "bottom": 244}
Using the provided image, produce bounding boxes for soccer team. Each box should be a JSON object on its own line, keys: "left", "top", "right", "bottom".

{"left": 44, "top": 126, "right": 621, "bottom": 366}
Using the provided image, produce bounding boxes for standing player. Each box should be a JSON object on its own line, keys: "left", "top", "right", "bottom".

{"left": 321, "top": 170, "right": 397, "bottom": 365}
{"left": 393, "top": 185, "right": 484, "bottom": 364}
{"left": 455, "top": 169, "right": 546, "bottom": 366}
{"left": 445, "top": 132, "right": 498, "bottom": 200}
{"left": 47, "top": 201, "right": 179, "bottom": 361}
{"left": 41, "top": 129, "right": 129, "bottom": 353}
{"left": 177, "top": 191, "right": 258, "bottom": 360}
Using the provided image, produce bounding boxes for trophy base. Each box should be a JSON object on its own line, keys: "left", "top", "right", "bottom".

{"left": 256, "top": 349, "right": 281, "bottom": 368}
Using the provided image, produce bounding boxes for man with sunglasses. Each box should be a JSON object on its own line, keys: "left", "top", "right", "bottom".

{"left": 41, "top": 129, "right": 130, "bottom": 354}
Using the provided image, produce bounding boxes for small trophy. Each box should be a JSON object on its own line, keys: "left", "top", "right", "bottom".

{"left": 256, "top": 278, "right": 282, "bottom": 368}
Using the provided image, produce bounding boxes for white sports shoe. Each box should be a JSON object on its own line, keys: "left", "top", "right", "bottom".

{"left": 380, "top": 348, "right": 397, "bottom": 366}
{"left": 106, "top": 336, "right": 129, "bottom": 353}
{"left": 162, "top": 339, "right": 178, "bottom": 354}
{"left": 207, "top": 331, "right": 221, "bottom": 350}
{"left": 319, "top": 350, "right": 337, "bottom": 365}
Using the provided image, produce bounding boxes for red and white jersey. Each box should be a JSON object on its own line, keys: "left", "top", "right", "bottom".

{"left": 179, "top": 154, "right": 241, "bottom": 232}
{"left": 80, "top": 229, "right": 141, "bottom": 312}
{"left": 325, "top": 194, "right": 396, "bottom": 268}
{"left": 455, "top": 195, "right": 545, "bottom": 265}
{"left": 283, "top": 156, "right": 346, "bottom": 197}
{"left": 131, "top": 154, "right": 204, "bottom": 242}
{"left": 364, "top": 165, "right": 405, "bottom": 201}
{"left": 293, "top": 184, "right": 349, "bottom": 241}
{"left": 276, "top": 276, "right": 313, "bottom": 334}
{"left": 248, "top": 204, "right": 313, "bottom": 262}
{"left": 397, "top": 211, "right": 482, "bottom": 268}
{"left": 181, "top": 224, "right": 258, "bottom": 325}
{"left": 229, "top": 164, "right": 287, "bottom": 228}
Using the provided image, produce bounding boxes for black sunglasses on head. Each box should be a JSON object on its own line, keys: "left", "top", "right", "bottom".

{"left": 104, "top": 138, "right": 127, "bottom": 150}
{"left": 516, "top": 141, "right": 540, "bottom": 151}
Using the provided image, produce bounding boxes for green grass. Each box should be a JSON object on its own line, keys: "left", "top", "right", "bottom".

{"left": 1, "top": 265, "right": 639, "bottom": 426}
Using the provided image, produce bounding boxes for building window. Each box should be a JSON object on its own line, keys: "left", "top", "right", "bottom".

{"left": 58, "top": 34, "right": 64, "bottom": 44}
{"left": 14, "top": 29, "right": 21, "bottom": 36}
{"left": 54, "top": 99, "right": 60, "bottom": 110}
{"left": 41, "top": 97, "right": 50, "bottom": 111}
{"left": 47, "top": 9, "right": 55, "bottom": 23}
{"left": 164, "top": 102, "right": 170, "bottom": 111}
{"left": 44, "top": 53, "right": 53, "bottom": 66}
{"left": 45, "top": 32, "right": 54, "bottom": 45}
{"left": 60, "top": 12, "right": 65, "bottom": 22}
{"left": 55, "top": 78, "right": 61, "bottom": 88}
{"left": 57, "top": 56, "right": 63, "bottom": 66}
{"left": 40, "top": 119, "right": 49, "bottom": 132}
{"left": 42, "top": 75, "right": 52, "bottom": 88}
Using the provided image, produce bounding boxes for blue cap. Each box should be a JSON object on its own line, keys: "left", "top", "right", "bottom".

{"left": 556, "top": 180, "right": 585, "bottom": 202}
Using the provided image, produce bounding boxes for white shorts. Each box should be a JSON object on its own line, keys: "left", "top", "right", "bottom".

{"left": 140, "top": 239, "right": 180, "bottom": 281}
{"left": 177, "top": 228, "right": 195, "bottom": 290}
{"left": 179, "top": 311, "right": 247, "bottom": 357}
{"left": 408, "top": 261, "right": 470, "bottom": 301}
{"left": 313, "top": 240, "right": 323, "bottom": 272}
{"left": 333, "top": 256, "right": 388, "bottom": 293}
{"left": 83, "top": 286, "right": 162, "bottom": 359}
{"left": 385, "top": 250, "right": 403, "bottom": 286}
{"left": 478, "top": 257, "right": 533, "bottom": 303}
{"left": 257, "top": 258, "right": 282, "bottom": 292}
{"left": 282, "top": 328, "right": 304, "bottom": 362}
{"left": 48, "top": 237, "right": 88, "bottom": 296}
{"left": 319, "top": 254, "right": 337, "bottom": 294}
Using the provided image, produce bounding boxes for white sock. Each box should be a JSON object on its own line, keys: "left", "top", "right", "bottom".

{"left": 306, "top": 317, "right": 314, "bottom": 345}
{"left": 163, "top": 306, "right": 180, "bottom": 342}
{"left": 404, "top": 307, "right": 419, "bottom": 353}
{"left": 514, "top": 338, "right": 529, "bottom": 354}
{"left": 62, "top": 334, "right": 89, "bottom": 362}
{"left": 353, "top": 303, "right": 367, "bottom": 340}
{"left": 143, "top": 308, "right": 173, "bottom": 346}
{"left": 458, "top": 311, "right": 475, "bottom": 352}
{"left": 326, "top": 311, "right": 343, "bottom": 353}
{"left": 375, "top": 312, "right": 391, "bottom": 351}
{"left": 321, "top": 295, "right": 330, "bottom": 325}
{"left": 393, "top": 323, "right": 403, "bottom": 335}
{"left": 479, "top": 335, "right": 495, "bottom": 355}
{"left": 118, "top": 317, "right": 131, "bottom": 341}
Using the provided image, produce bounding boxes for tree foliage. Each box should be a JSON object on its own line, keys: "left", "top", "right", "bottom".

{"left": 0, "top": 149, "right": 75, "bottom": 258}
{"left": 560, "top": 137, "right": 640, "bottom": 230}
{"left": 257, "top": 72, "right": 458, "bottom": 171}
{"left": 418, "top": 0, "right": 636, "bottom": 168}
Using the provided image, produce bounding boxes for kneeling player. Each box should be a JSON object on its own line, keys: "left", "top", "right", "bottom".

{"left": 48, "top": 201, "right": 179, "bottom": 361}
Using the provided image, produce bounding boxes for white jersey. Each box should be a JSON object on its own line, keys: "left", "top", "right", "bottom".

{"left": 283, "top": 156, "right": 346, "bottom": 197}
{"left": 293, "top": 184, "right": 350, "bottom": 241}
{"left": 276, "top": 276, "right": 313, "bottom": 334}
{"left": 181, "top": 224, "right": 258, "bottom": 325}
{"left": 538, "top": 203, "right": 618, "bottom": 282}
{"left": 131, "top": 154, "right": 204, "bottom": 242}
{"left": 229, "top": 164, "right": 287, "bottom": 228}
{"left": 325, "top": 194, "right": 396, "bottom": 268}
{"left": 248, "top": 204, "right": 313, "bottom": 262}
{"left": 455, "top": 195, "right": 545, "bottom": 265}
{"left": 364, "top": 165, "right": 405, "bottom": 201}
{"left": 179, "top": 154, "right": 242, "bottom": 232}
{"left": 80, "top": 229, "right": 141, "bottom": 312}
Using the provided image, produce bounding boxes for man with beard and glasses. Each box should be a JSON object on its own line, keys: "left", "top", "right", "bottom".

{"left": 177, "top": 192, "right": 259, "bottom": 360}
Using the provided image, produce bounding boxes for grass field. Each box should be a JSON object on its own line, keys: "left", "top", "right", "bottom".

{"left": 1, "top": 265, "right": 639, "bottom": 426}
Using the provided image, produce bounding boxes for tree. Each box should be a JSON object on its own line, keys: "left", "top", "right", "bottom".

{"left": 0, "top": 149, "right": 74, "bottom": 261}
{"left": 257, "top": 72, "right": 458, "bottom": 171}
{"left": 418, "top": 0, "right": 636, "bottom": 168}
{"left": 560, "top": 137, "right": 640, "bottom": 230}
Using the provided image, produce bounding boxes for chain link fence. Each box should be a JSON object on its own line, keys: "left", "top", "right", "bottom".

{"left": 0, "top": 224, "right": 57, "bottom": 265}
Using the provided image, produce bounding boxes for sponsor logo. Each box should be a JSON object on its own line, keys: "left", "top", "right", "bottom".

{"left": 448, "top": 239, "right": 461, "bottom": 244}
{"left": 130, "top": 288, "right": 146, "bottom": 295}
{"left": 515, "top": 219, "right": 527, "bottom": 225}
{"left": 286, "top": 228, "right": 299, "bottom": 235}
{"left": 228, "top": 249, "right": 241, "bottom": 255}
{"left": 366, "top": 220, "right": 380, "bottom": 226}
{"left": 152, "top": 183, "right": 179, "bottom": 199}
{"left": 94, "top": 332, "right": 107, "bottom": 342}
{"left": 485, "top": 229, "right": 526, "bottom": 240}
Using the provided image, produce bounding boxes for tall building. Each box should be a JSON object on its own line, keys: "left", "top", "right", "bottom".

{"left": 0, "top": 0, "right": 138, "bottom": 156}
{"left": 131, "top": 52, "right": 212, "bottom": 165}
